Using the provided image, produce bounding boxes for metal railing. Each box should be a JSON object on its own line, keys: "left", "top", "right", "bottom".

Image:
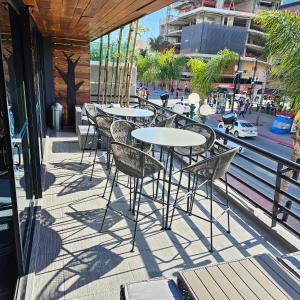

{"left": 135, "top": 97, "right": 300, "bottom": 236}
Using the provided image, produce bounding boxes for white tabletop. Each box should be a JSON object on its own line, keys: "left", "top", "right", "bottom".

{"left": 131, "top": 127, "right": 206, "bottom": 147}
{"left": 102, "top": 107, "right": 154, "bottom": 118}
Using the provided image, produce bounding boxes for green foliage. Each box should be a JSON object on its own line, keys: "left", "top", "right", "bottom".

{"left": 255, "top": 10, "right": 300, "bottom": 111}
{"left": 135, "top": 54, "right": 159, "bottom": 84}
{"left": 136, "top": 48, "right": 185, "bottom": 87}
{"left": 156, "top": 48, "right": 185, "bottom": 87}
{"left": 187, "top": 49, "right": 237, "bottom": 99}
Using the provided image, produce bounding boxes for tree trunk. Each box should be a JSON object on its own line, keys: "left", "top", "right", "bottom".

{"left": 256, "top": 67, "right": 269, "bottom": 126}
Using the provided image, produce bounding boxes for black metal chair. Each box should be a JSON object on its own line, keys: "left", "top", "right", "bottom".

{"left": 80, "top": 103, "right": 98, "bottom": 164}
{"left": 90, "top": 115, "right": 114, "bottom": 180}
{"left": 155, "top": 114, "right": 176, "bottom": 128}
{"left": 170, "top": 147, "right": 240, "bottom": 252}
{"left": 100, "top": 142, "right": 165, "bottom": 252}
{"left": 173, "top": 123, "right": 216, "bottom": 210}
{"left": 133, "top": 104, "right": 157, "bottom": 127}
{"left": 102, "top": 120, "right": 152, "bottom": 197}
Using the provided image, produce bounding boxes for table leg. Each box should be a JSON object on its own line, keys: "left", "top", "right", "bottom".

{"left": 165, "top": 146, "right": 174, "bottom": 229}
{"left": 187, "top": 147, "right": 192, "bottom": 212}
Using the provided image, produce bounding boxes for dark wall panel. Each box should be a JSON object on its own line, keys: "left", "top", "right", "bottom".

{"left": 181, "top": 23, "right": 247, "bottom": 55}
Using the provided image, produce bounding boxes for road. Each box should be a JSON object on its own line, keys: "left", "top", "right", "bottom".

{"left": 206, "top": 118, "right": 299, "bottom": 218}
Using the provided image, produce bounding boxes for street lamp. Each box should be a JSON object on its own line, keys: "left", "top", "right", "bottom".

{"left": 188, "top": 93, "right": 200, "bottom": 119}
{"left": 199, "top": 100, "right": 212, "bottom": 123}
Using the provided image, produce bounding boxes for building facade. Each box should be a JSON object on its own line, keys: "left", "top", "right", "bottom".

{"left": 161, "top": 0, "right": 281, "bottom": 92}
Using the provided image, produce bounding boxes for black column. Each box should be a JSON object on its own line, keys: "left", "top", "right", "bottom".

{"left": 19, "top": 6, "right": 42, "bottom": 198}
{"left": 0, "top": 39, "right": 24, "bottom": 276}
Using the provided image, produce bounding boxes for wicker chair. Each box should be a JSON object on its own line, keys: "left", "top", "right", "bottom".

{"left": 170, "top": 147, "right": 240, "bottom": 252}
{"left": 100, "top": 142, "right": 165, "bottom": 252}
{"left": 80, "top": 103, "right": 99, "bottom": 164}
{"left": 102, "top": 120, "right": 152, "bottom": 197}
{"left": 174, "top": 123, "right": 216, "bottom": 158}
{"left": 173, "top": 123, "right": 216, "bottom": 210}
{"left": 90, "top": 115, "right": 114, "bottom": 180}
{"left": 133, "top": 104, "right": 157, "bottom": 127}
{"left": 156, "top": 114, "right": 176, "bottom": 128}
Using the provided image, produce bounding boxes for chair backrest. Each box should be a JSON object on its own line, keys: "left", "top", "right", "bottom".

{"left": 185, "top": 123, "right": 216, "bottom": 152}
{"left": 135, "top": 104, "right": 157, "bottom": 125}
{"left": 111, "top": 142, "right": 163, "bottom": 178}
{"left": 110, "top": 120, "right": 138, "bottom": 145}
{"left": 156, "top": 114, "right": 176, "bottom": 128}
{"left": 184, "top": 147, "right": 239, "bottom": 181}
{"left": 84, "top": 103, "right": 97, "bottom": 123}
{"left": 95, "top": 115, "right": 114, "bottom": 138}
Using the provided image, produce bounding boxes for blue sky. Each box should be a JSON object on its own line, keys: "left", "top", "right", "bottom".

{"left": 139, "top": 7, "right": 167, "bottom": 40}
{"left": 91, "top": 7, "right": 166, "bottom": 45}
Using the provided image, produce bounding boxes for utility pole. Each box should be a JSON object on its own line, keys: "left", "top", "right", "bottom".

{"left": 231, "top": 54, "right": 241, "bottom": 112}
{"left": 249, "top": 58, "right": 258, "bottom": 103}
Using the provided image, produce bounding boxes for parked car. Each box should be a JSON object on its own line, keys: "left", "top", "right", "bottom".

{"left": 217, "top": 119, "right": 258, "bottom": 138}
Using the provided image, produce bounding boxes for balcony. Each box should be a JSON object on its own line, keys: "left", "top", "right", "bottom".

{"left": 21, "top": 99, "right": 300, "bottom": 299}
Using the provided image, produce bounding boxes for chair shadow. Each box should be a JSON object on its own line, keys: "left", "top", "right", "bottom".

{"left": 57, "top": 175, "right": 102, "bottom": 196}
{"left": 36, "top": 244, "right": 123, "bottom": 300}
{"left": 65, "top": 208, "right": 123, "bottom": 233}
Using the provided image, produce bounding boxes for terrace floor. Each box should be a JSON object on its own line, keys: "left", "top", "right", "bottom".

{"left": 24, "top": 131, "right": 295, "bottom": 300}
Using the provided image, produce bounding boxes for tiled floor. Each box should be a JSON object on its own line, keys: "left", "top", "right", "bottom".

{"left": 27, "top": 132, "right": 291, "bottom": 299}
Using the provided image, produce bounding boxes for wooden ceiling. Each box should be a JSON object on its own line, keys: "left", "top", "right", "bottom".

{"left": 24, "top": 0, "right": 174, "bottom": 41}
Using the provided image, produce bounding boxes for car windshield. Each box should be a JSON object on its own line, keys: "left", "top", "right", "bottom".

{"left": 240, "top": 122, "right": 254, "bottom": 128}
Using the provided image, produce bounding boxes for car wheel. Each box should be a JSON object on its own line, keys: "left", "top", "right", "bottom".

{"left": 234, "top": 131, "right": 239, "bottom": 137}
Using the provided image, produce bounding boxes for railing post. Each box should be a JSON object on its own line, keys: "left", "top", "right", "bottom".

{"left": 272, "top": 162, "right": 283, "bottom": 227}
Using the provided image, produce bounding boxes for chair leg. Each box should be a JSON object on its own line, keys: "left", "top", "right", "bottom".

{"left": 169, "top": 170, "right": 183, "bottom": 229}
{"left": 189, "top": 175, "right": 198, "bottom": 215}
{"left": 90, "top": 140, "right": 99, "bottom": 181}
{"left": 187, "top": 151, "right": 192, "bottom": 212}
{"left": 89, "top": 129, "right": 97, "bottom": 157}
{"left": 100, "top": 170, "right": 117, "bottom": 232}
{"left": 225, "top": 173, "right": 230, "bottom": 234}
{"left": 129, "top": 176, "right": 132, "bottom": 211}
{"left": 80, "top": 123, "right": 90, "bottom": 164}
{"left": 131, "top": 178, "right": 143, "bottom": 252}
{"left": 102, "top": 160, "right": 113, "bottom": 197}
{"left": 132, "top": 178, "right": 139, "bottom": 215}
{"left": 209, "top": 180, "right": 213, "bottom": 253}
{"left": 155, "top": 147, "right": 164, "bottom": 199}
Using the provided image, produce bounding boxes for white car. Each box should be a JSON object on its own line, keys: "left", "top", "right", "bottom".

{"left": 215, "top": 128, "right": 244, "bottom": 153}
{"left": 217, "top": 120, "right": 258, "bottom": 138}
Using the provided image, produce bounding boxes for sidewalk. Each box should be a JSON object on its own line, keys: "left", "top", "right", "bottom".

{"left": 209, "top": 110, "right": 294, "bottom": 148}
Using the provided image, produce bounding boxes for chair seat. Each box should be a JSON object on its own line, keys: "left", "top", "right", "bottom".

{"left": 122, "top": 279, "right": 181, "bottom": 300}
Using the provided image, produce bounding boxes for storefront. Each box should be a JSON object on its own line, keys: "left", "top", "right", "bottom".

{"left": 0, "top": 2, "right": 46, "bottom": 298}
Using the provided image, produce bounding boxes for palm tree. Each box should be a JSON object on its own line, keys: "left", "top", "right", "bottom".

{"left": 255, "top": 10, "right": 300, "bottom": 205}
{"left": 156, "top": 48, "right": 185, "bottom": 90}
{"left": 135, "top": 54, "right": 159, "bottom": 85}
{"left": 149, "top": 36, "right": 162, "bottom": 52}
{"left": 187, "top": 49, "right": 237, "bottom": 103}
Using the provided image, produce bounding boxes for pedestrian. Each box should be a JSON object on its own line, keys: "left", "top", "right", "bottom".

{"left": 245, "top": 99, "right": 250, "bottom": 113}
{"left": 249, "top": 101, "right": 253, "bottom": 114}
{"left": 145, "top": 88, "right": 150, "bottom": 100}
{"left": 175, "top": 89, "right": 179, "bottom": 99}
{"left": 170, "top": 86, "right": 174, "bottom": 95}
{"left": 239, "top": 101, "right": 245, "bottom": 118}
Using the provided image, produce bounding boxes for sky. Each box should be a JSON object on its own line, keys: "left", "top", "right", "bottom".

{"left": 91, "top": 7, "right": 166, "bottom": 46}
{"left": 138, "top": 7, "right": 167, "bottom": 40}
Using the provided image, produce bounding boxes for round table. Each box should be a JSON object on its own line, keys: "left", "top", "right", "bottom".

{"left": 102, "top": 107, "right": 154, "bottom": 118}
{"left": 131, "top": 127, "right": 206, "bottom": 229}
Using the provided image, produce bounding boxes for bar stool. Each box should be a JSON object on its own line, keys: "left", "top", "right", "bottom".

{"left": 100, "top": 142, "right": 165, "bottom": 252}
{"left": 169, "top": 147, "right": 239, "bottom": 252}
